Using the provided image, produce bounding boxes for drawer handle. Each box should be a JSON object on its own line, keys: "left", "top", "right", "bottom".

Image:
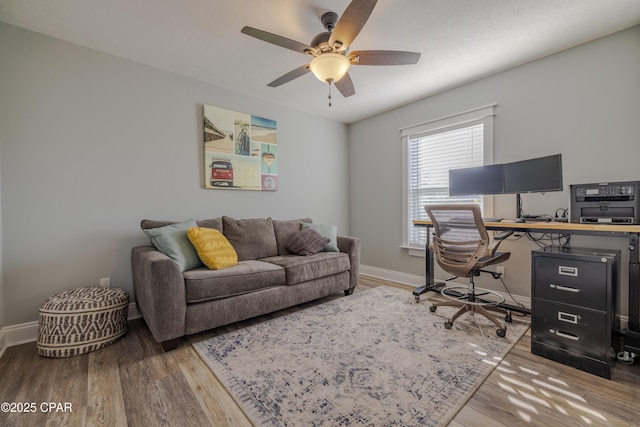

{"left": 549, "top": 284, "right": 580, "bottom": 293}
{"left": 558, "top": 265, "right": 578, "bottom": 276}
{"left": 558, "top": 311, "right": 579, "bottom": 324}
{"left": 553, "top": 330, "right": 579, "bottom": 341}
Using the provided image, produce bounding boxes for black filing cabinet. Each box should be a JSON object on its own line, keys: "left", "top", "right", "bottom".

{"left": 531, "top": 246, "right": 619, "bottom": 379}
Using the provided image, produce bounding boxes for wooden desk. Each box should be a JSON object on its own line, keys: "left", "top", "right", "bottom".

{"left": 412, "top": 220, "right": 640, "bottom": 355}
{"left": 414, "top": 219, "right": 640, "bottom": 235}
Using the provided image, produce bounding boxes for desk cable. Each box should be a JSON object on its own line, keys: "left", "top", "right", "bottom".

{"left": 495, "top": 274, "right": 529, "bottom": 314}
{"left": 526, "top": 232, "right": 571, "bottom": 250}
{"left": 498, "top": 229, "right": 570, "bottom": 250}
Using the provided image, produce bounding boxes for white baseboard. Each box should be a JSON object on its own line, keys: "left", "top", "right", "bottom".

{"left": 0, "top": 327, "right": 6, "bottom": 360}
{"left": 0, "top": 303, "right": 141, "bottom": 358}
{"left": 128, "top": 302, "right": 141, "bottom": 320}
{"left": 360, "top": 265, "right": 426, "bottom": 287}
{"left": 0, "top": 321, "right": 39, "bottom": 356}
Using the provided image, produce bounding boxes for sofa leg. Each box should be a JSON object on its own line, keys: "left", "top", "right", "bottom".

{"left": 344, "top": 288, "right": 355, "bottom": 296}
{"left": 160, "top": 338, "right": 180, "bottom": 351}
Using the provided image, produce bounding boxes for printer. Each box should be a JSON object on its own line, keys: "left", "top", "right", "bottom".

{"left": 570, "top": 181, "right": 640, "bottom": 224}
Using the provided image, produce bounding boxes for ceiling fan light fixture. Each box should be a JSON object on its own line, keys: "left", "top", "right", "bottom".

{"left": 309, "top": 53, "right": 351, "bottom": 83}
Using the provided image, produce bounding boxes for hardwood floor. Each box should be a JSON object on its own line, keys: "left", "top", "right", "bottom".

{"left": 1, "top": 277, "right": 638, "bottom": 426}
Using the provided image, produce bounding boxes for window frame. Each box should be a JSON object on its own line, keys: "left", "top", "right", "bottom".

{"left": 401, "top": 105, "right": 496, "bottom": 255}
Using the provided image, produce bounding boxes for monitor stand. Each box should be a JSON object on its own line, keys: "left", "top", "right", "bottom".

{"left": 515, "top": 193, "right": 548, "bottom": 222}
{"left": 516, "top": 193, "right": 523, "bottom": 221}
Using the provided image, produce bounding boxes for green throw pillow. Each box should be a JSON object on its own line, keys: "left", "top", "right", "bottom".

{"left": 143, "top": 219, "right": 203, "bottom": 271}
{"left": 301, "top": 223, "right": 339, "bottom": 252}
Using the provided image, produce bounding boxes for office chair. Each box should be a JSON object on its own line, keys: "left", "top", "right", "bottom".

{"left": 425, "top": 204, "right": 513, "bottom": 337}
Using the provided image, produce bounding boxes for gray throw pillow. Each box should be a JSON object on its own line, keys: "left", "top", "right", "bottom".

{"left": 273, "top": 218, "right": 313, "bottom": 255}
{"left": 286, "top": 228, "right": 331, "bottom": 256}
{"left": 222, "top": 216, "right": 278, "bottom": 260}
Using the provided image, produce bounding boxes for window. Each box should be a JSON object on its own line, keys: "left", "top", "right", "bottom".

{"left": 401, "top": 105, "right": 496, "bottom": 249}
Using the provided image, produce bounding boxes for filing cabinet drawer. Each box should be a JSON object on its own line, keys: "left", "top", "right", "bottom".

{"left": 533, "top": 256, "right": 607, "bottom": 310}
{"left": 532, "top": 299, "right": 609, "bottom": 361}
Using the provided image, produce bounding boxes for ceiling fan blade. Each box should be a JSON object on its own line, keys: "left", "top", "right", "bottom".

{"left": 329, "top": 0, "right": 378, "bottom": 51}
{"left": 349, "top": 50, "right": 421, "bottom": 65}
{"left": 335, "top": 73, "right": 355, "bottom": 97}
{"left": 267, "top": 65, "right": 311, "bottom": 87}
{"left": 241, "top": 26, "right": 312, "bottom": 54}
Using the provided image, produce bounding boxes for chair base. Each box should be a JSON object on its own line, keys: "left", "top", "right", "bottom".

{"left": 430, "top": 285, "right": 511, "bottom": 337}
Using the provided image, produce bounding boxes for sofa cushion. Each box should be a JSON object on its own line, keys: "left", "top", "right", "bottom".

{"left": 196, "top": 217, "right": 223, "bottom": 232}
{"left": 141, "top": 217, "right": 223, "bottom": 232}
{"left": 286, "top": 228, "right": 330, "bottom": 256}
{"left": 273, "top": 218, "right": 312, "bottom": 255}
{"left": 183, "top": 260, "right": 285, "bottom": 303}
{"left": 141, "top": 219, "right": 177, "bottom": 230}
{"left": 301, "top": 223, "right": 339, "bottom": 252}
{"left": 260, "top": 252, "right": 350, "bottom": 286}
{"left": 187, "top": 227, "right": 238, "bottom": 270}
{"left": 143, "top": 219, "right": 203, "bottom": 271}
{"left": 222, "top": 216, "right": 278, "bottom": 261}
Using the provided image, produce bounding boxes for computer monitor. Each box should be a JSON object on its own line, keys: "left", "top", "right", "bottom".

{"left": 503, "top": 154, "right": 563, "bottom": 194}
{"left": 449, "top": 164, "right": 504, "bottom": 196}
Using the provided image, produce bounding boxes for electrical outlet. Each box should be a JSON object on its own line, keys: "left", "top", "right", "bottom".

{"left": 100, "top": 277, "right": 111, "bottom": 287}
{"left": 496, "top": 266, "right": 505, "bottom": 278}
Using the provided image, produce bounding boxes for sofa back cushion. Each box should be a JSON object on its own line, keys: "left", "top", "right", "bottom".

{"left": 273, "top": 218, "right": 313, "bottom": 255}
{"left": 141, "top": 217, "right": 223, "bottom": 232}
{"left": 141, "top": 219, "right": 176, "bottom": 230}
{"left": 222, "top": 216, "right": 278, "bottom": 260}
{"left": 195, "top": 217, "right": 223, "bottom": 232}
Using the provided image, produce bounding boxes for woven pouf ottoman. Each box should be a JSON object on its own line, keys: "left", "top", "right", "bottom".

{"left": 37, "top": 286, "right": 129, "bottom": 357}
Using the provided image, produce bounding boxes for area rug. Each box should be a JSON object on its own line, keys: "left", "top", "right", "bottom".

{"left": 193, "top": 286, "right": 529, "bottom": 426}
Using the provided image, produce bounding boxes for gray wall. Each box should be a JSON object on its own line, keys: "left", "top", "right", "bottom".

{"left": 0, "top": 22, "right": 349, "bottom": 325}
{"left": 349, "top": 26, "right": 640, "bottom": 316}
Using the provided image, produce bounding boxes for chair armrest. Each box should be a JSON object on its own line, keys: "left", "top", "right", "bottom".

{"left": 490, "top": 230, "right": 514, "bottom": 252}
{"left": 494, "top": 230, "right": 514, "bottom": 240}
{"left": 337, "top": 236, "right": 361, "bottom": 292}
{"left": 131, "top": 246, "right": 187, "bottom": 344}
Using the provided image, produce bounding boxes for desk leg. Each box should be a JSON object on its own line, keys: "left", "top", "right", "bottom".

{"left": 625, "top": 233, "right": 640, "bottom": 354}
{"left": 413, "top": 230, "right": 444, "bottom": 302}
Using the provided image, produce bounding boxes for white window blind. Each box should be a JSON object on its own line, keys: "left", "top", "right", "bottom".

{"left": 401, "top": 105, "right": 495, "bottom": 249}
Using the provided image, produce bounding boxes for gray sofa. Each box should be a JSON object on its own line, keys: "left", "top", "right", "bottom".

{"left": 131, "top": 216, "right": 361, "bottom": 350}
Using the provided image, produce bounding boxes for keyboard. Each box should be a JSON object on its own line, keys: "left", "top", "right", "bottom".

{"left": 483, "top": 217, "right": 503, "bottom": 222}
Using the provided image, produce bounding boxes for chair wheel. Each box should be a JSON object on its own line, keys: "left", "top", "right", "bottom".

{"left": 429, "top": 305, "right": 437, "bottom": 312}
{"left": 505, "top": 313, "right": 512, "bottom": 323}
{"left": 415, "top": 295, "right": 420, "bottom": 303}
{"left": 496, "top": 328, "right": 506, "bottom": 337}
{"left": 444, "top": 321, "right": 453, "bottom": 329}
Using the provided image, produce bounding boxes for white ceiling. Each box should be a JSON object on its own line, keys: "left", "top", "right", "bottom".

{"left": 1, "top": 0, "right": 640, "bottom": 123}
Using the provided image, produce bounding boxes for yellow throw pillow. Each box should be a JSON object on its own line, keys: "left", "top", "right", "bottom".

{"left": 187, "top": 227, "right": 238, "bottom": 270}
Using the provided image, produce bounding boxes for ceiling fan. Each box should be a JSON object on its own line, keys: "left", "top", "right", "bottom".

{"left": 241, "top": 0, "right": 420, "bottom": 105}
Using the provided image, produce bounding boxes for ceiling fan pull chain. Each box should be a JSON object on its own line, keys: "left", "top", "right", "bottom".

{"left": 328, "top": 79, "right": 334, "bottom": 107}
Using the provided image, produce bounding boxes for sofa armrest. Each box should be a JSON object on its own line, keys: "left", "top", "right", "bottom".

{"left": 337, "top": 236, "right": 361, "bottom": 292}
{"left": 131, "top": 246, "right": 187, "bottom": 345}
